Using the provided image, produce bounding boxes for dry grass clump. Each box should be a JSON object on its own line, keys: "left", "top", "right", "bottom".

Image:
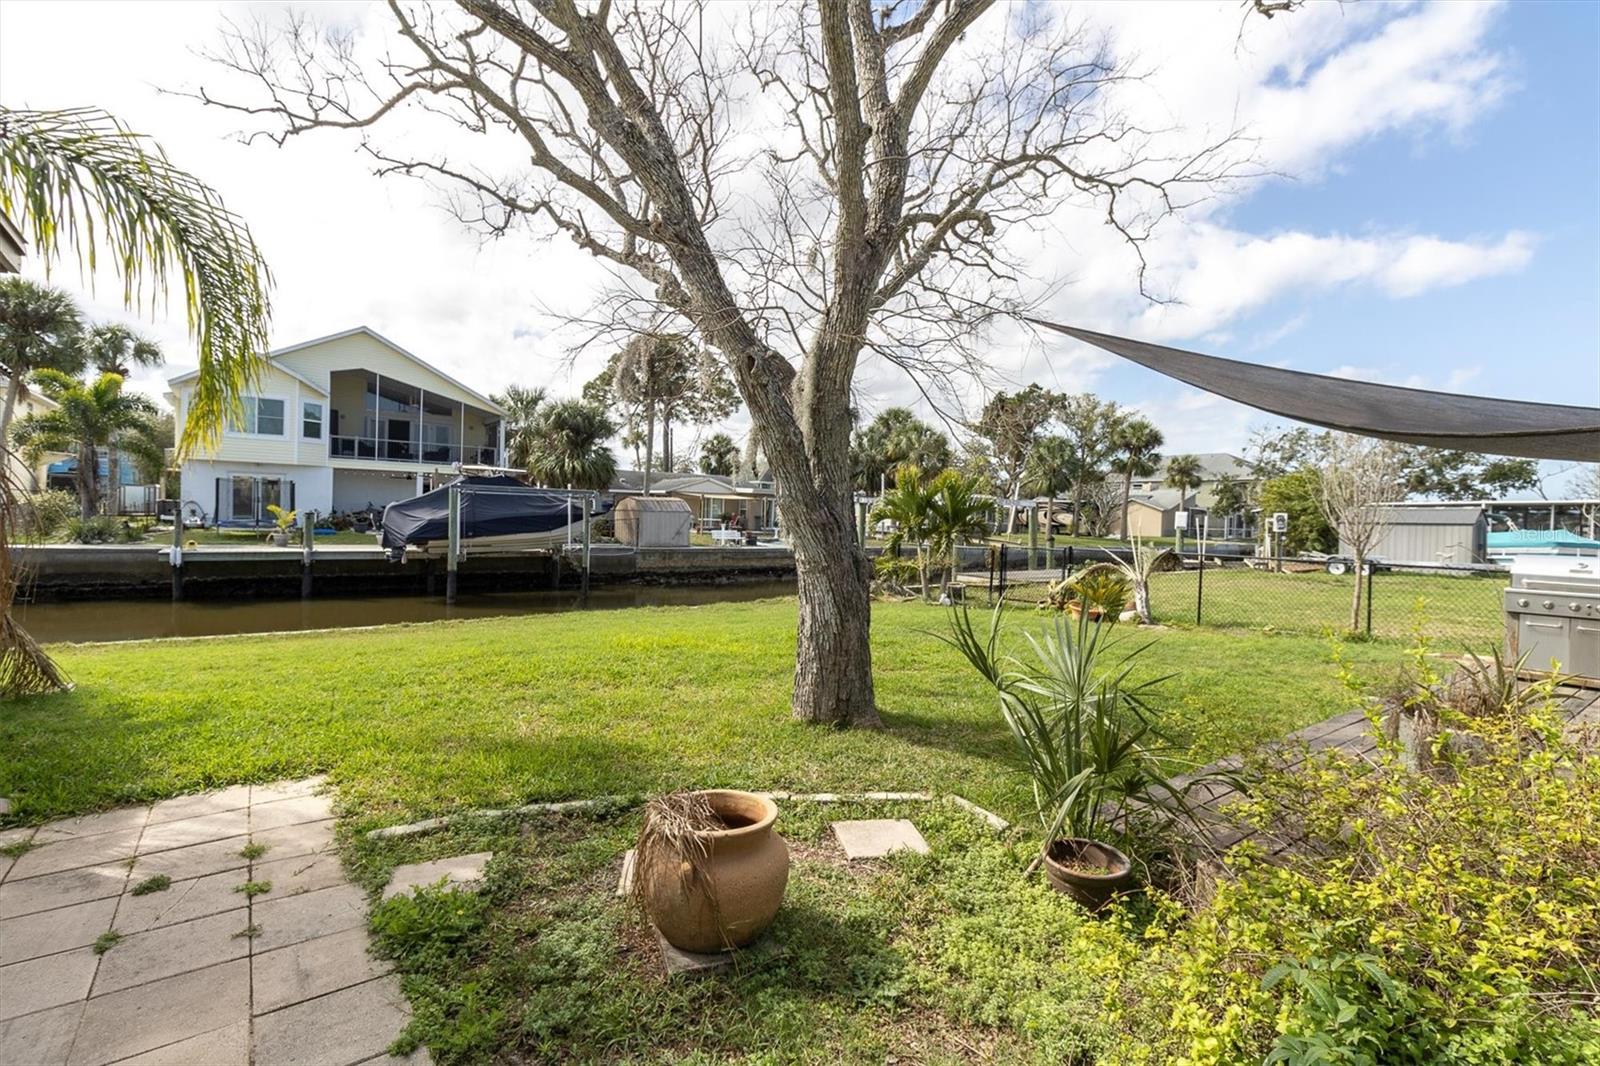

{"left": 633, "top": 791, "right": 721, "bottom": 903}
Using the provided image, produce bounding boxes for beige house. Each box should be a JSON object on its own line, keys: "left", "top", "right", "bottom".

{"left": 1, "top": 371, "right": 66, "bottom": 492}
{"left": 167, "top": 327, "right": 505, "bottom": 525}
{"left": 611, "top": 471, "right": 778, "bottom": 531}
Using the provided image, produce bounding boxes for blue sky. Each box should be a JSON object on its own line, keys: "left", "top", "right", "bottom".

{"left": 1090, "top": 1, "right": 1598, "bottom": 488}
{"left": 2, "top": 1, "right": 1596, "bottom": 490}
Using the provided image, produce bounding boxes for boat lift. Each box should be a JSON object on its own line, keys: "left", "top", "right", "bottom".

{"left": 440, "top": 481, "right": 599, "bottom": 604}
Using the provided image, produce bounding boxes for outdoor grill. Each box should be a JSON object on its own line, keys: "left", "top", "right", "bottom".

{"left": 1504, "top": 557, "right": 1600, "bottom": 682}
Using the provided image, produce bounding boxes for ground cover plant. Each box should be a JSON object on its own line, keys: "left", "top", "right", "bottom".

{"left": 1, "top": 598, "right": 1404, "bottom": 827}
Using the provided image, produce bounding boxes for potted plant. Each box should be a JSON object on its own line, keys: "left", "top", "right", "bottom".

{"left": 634, "top": 789, "right": 790, "bottom": 953}
{"left": 1066, "top": 565, "right": 1131, "bottom": 622}
{"left": 265, "top": 504, "right": 297, "bottom": 547}
{"left": 941, "top": 601, "right": 1203, "bottom": 911}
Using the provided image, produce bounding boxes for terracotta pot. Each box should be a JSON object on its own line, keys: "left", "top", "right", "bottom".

{"left": 1065, "top": 601, "right": 1105, "bottom": 621}
{"left": 638, "top": 789, "right": 789, "bottom": 953}
{"left": 1042, "top": 837, "right": 1133, "bottom": 912}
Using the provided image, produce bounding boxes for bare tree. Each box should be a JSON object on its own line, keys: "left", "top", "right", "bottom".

{"left": 195, "top": 0, "right": 1242, "bottom": 727}
{"left": 1318, "top": 433, "right": 1408, "bottom": 633}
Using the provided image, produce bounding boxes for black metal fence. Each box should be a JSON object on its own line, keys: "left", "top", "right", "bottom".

{"left": 981, "top": 545, "right": 1507, "bottom": 648}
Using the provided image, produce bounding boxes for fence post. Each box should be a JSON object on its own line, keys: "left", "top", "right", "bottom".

{"left": 1196, "top": 552, "right": 1204, "bottom": 625}
{"left": 169, "top": 512, "right": 184, "bottom": 602}
{"left": 1365, "top": 563, "right": 1374, "bottom": 636}
{"left": 998, "top": 544, "right": 1009, "bottom": 599}
{"left": 1066, "top": 544, "right": 1074, "bottom": 577}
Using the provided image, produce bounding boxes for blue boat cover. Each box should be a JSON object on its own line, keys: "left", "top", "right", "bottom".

{"left": 1488, "top": 529, "right": 1600, "bottom": 551}
{"left": 379, "top": 475, "right": 611, "bottom": 554}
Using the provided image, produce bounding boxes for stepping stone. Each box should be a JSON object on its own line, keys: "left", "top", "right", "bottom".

{"left": 615, "top": 849, "right": 636, "bottom": 897}
{"left": 381, "top": 852, "right": 492, "bottom": 900}
{"left": 0, "top": 797, "right": 11, "bottom": 816}
{"left": 831, "top": 819, "right": 930, "bottom": 860}
{"left": 653, "top": 927, "right": 733, "bottom": 977}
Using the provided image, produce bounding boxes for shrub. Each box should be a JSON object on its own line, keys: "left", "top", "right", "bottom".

{"left": 18, "top": 490, "right": 76, "bottom": 538}
{"left": 64, "top": 515, "right": 141, "bottom": 543}
{"left": 1107, "top": 676, "right": 1600, "bottom": 1065}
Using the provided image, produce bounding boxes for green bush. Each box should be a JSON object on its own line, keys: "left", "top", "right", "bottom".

{"left": 19, "top": 490, "right": 76, "bottom": 538}
{"left": 64, "top": 515, "right": 141, "bottom": 543}
{"left": 1105, "top": 680, "right": 1600, "bottom": 1065}
{"left": 1258, "top": 469, "right": 1335, "bottom": 555}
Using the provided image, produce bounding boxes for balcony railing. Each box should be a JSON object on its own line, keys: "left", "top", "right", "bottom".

{"left": 330, "top": 436, "right": 500, "bottom": 466}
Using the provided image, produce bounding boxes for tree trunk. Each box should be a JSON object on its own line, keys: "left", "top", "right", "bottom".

{"left": 1348, "top": 550, "right": 1364, "bottom": 633}
{"left": 77, "top": 444, "right": 98, "bottom": 520}
{"left": 106, "top": 445, "right": 120, "bottom": 517}
{"left": 642, "top": 405, "right": 656, "bottom": 495}
{"left": 1004, "top": 474, "right": 1021, "bottom": 534}
{"left": 1120, "top": 468, "right": 1133, "bottom": 538}
{"left": 791, "top": 533, "right": 880, "bottom": 727}
{"left": 0, "top": 375, "right": 21, "bottom": 443}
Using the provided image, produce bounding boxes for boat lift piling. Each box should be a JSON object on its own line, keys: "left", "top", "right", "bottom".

{"left": 300, "top": 510, "right": 315, "bottom": 600}
{"left": 446, "top": 485, "right": 462, "bottom": 605}
{"left": 170, "top": 515, "right": 184, "bottom": 602}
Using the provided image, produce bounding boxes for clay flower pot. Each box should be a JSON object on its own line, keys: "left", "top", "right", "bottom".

{"left": 1065, "top": 600, "right": 1105, "bottom": 622}
{"left": 638, "top": 789, "right": 789, "bottom": 953}
{"left": 1042, "top": 837, "right": 1133, "bottom": 912}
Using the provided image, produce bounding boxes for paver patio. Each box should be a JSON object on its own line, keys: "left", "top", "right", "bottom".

{"left": 0, "top": 778, "right": 428, "bottom": 1066}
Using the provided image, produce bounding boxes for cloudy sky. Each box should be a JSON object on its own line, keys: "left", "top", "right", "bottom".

{"left": 2, "top": 0, "right": 1596, "bottom": 488}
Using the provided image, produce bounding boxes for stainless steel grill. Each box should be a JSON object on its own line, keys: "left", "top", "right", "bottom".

{"left": 1504, "top": 557, "right": 1600, "bottom": 681}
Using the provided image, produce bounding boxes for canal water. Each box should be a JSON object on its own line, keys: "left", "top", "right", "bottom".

{"left": 16, "top": 581, "right": 798, "bottom": 644}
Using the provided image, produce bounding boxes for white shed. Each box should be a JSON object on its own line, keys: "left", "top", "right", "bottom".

{"left": 615, "top": 496, "right": 693, "bottom": 547}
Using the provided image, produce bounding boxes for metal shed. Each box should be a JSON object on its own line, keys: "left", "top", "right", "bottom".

{"left": 1350, "top": 504, "right": 1488, "bottom": 566}
{"left": 614, "top": 496, "right": 692, "bottom": 547}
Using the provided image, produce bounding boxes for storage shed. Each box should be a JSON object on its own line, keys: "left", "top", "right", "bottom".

{"left": 1349, "top": 504, "right": 1488, "bottom": 566}
{"left": 615, "top": 496, "right": 693, "bottom": 547}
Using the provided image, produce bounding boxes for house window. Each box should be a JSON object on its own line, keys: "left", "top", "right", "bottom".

{"left": 229, "top": 396, "right": 286, "bottom": 436}
{"left": 302, "top": 401, "right": 324, "bottom": 440}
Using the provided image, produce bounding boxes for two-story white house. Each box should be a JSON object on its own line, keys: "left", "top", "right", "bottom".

{"left": 167, "top": 327, "right": 506, "bottom": 525}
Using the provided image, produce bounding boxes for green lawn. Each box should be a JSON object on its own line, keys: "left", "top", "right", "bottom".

{"left": 1145, "top": 565, "right": 1505, "bottom": 645}
{"left": 0, "top": 597, "right": 1402, "bottom": 828}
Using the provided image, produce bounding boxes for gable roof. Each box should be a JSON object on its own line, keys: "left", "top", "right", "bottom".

{"left": 166, "top": 326, "right": 504, "bottom": 413}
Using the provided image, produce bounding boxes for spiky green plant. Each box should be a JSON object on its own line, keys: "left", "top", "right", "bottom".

{"left": 525, "top": 400, "right": 618, "bottom": 491}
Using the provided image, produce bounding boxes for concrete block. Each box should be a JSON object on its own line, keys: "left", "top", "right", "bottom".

{"left": 252, "top": 883, "right": 367, "bottom": 953}
{"left": 251, "top": 975, "right": 412, "bottom": 1066}
{"left": 0, "top": 1000, "right": 83, "bottom": 1066}
{"left": 251, "top": 928, "right": 392, "bottom": 1014}
{"left": 114, "top": 1021, "right": 248, "bottom": 1066}
{"left": 382, "top": 852, "right": 491, "bottom": 900}
{"left": 0, "top": 896, "right": 117, "bottom": 965}
{"left": 8, "top": 828, "right": 142, "bottom": 881}
{"left": 147, "top": 786, "right": 252, "bottom": 827}
{"left": 0, "top": 864, "right": 128, "bottom": 921}
{"left": 0, "top": 949, "right": 97, "bottom": 1022}
{"left": 831, "top": 819, "right": 930, "bottom": 860}
{"left": 92, "top": 910, "right": 249, "bottom": 996}
{"left": 136, "top": 810, "right": 251, "bottom": 854}
{"left": 69, "top": 959, "right": 248, "bottom": 1066}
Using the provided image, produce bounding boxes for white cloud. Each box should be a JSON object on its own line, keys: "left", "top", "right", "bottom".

{"left": 0, "top": 0, "right": 1537, "bottom": 462}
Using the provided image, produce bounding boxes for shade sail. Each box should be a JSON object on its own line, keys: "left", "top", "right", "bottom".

{"left": 1029, "top": 320, "right": 1600, "bottom": 462}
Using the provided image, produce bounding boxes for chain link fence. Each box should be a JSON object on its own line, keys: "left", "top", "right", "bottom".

{"left": 973, "top": 544, "right": 1507, "bottom": 647}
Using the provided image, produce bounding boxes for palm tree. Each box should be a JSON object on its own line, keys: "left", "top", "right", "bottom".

{"left": 525, "top": 400, "right": 619, "bottom": 491}
{"left": 1022, "top": 434, "right": 1074, "bottom": 537}
{"left": 872, "top": 466, "right": 990, "bottom": 601}
{"left": 700, "top": 432, "right": 739, "bottom": 476}
{"left": 0, "top": 277, "right": 83, "bottom": 439}
{"left": 79, "top": 324, "right": 163, "bottom": 505}
{"left": 492, "top": 384, "right": 547, "bottom": 470}
{"left": 1164, "top": 454, "right": 1204, "bottom": 508}
{"left": 1109, "top": 418, "right": 1163, "bottom": 538}
{"left": 924, "top": 470, "right": 993, "bottom": 597}
{"left": 0, "top": 105, "right": 272, "bottom": 697}
{"left": 10, "top": 370, "right": 159, "bottom": 519}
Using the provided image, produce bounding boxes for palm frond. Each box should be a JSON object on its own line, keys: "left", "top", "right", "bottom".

{"left": 0, "top": 107, "right": 271, "bottom": 455}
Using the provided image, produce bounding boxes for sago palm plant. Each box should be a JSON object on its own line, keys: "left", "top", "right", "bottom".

{"left": 941, "top": 601, "right": 1202, "bottom": 873}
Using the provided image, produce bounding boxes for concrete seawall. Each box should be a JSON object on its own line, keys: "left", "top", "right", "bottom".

{"left": 13, "top": 544, "right": 798, "bottom": 602}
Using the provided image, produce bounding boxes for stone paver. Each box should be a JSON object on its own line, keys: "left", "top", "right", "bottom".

{"left": 8, "top": 827, "right": 142, "bottom": 881}
{"left": 0, "top": 949, "right": 98, "bottom": 1021}
{"left": 252, "top": 975, "right": 413, "bottom": 1066}
{"left": 0, "top": 1001, "right": 83, "bottom": 1066}
{"left": 92, "top": 910, "right": 249, "bottom": 995}
{"left": 69, "top": 959, "right": 250, "bottom": 1066}
{"left": 831, "top": 818, "right": 931, "bottom": 860}
{"left": 252, "top": 882, "right": 368, "bottom": 953}
{"left": 115, "top": 1021, "right": 249, "bottom": 1066}
{"left": 382, "top": 851, "right": 492, "bottom": 900}
{"left": 0, "top": 864, "right": 129, "bottom": 921}
{"left": 0, "top": 896, "right": 117, "bottom": 965}
{"left": 0, "top": 778, "right": 426, "bottom": 1065}
{"left": 115, "top": 869, "right": 247, "bottom": 933}
{"left": 252, "top": 927, "right": 392, "bottom": 1014}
